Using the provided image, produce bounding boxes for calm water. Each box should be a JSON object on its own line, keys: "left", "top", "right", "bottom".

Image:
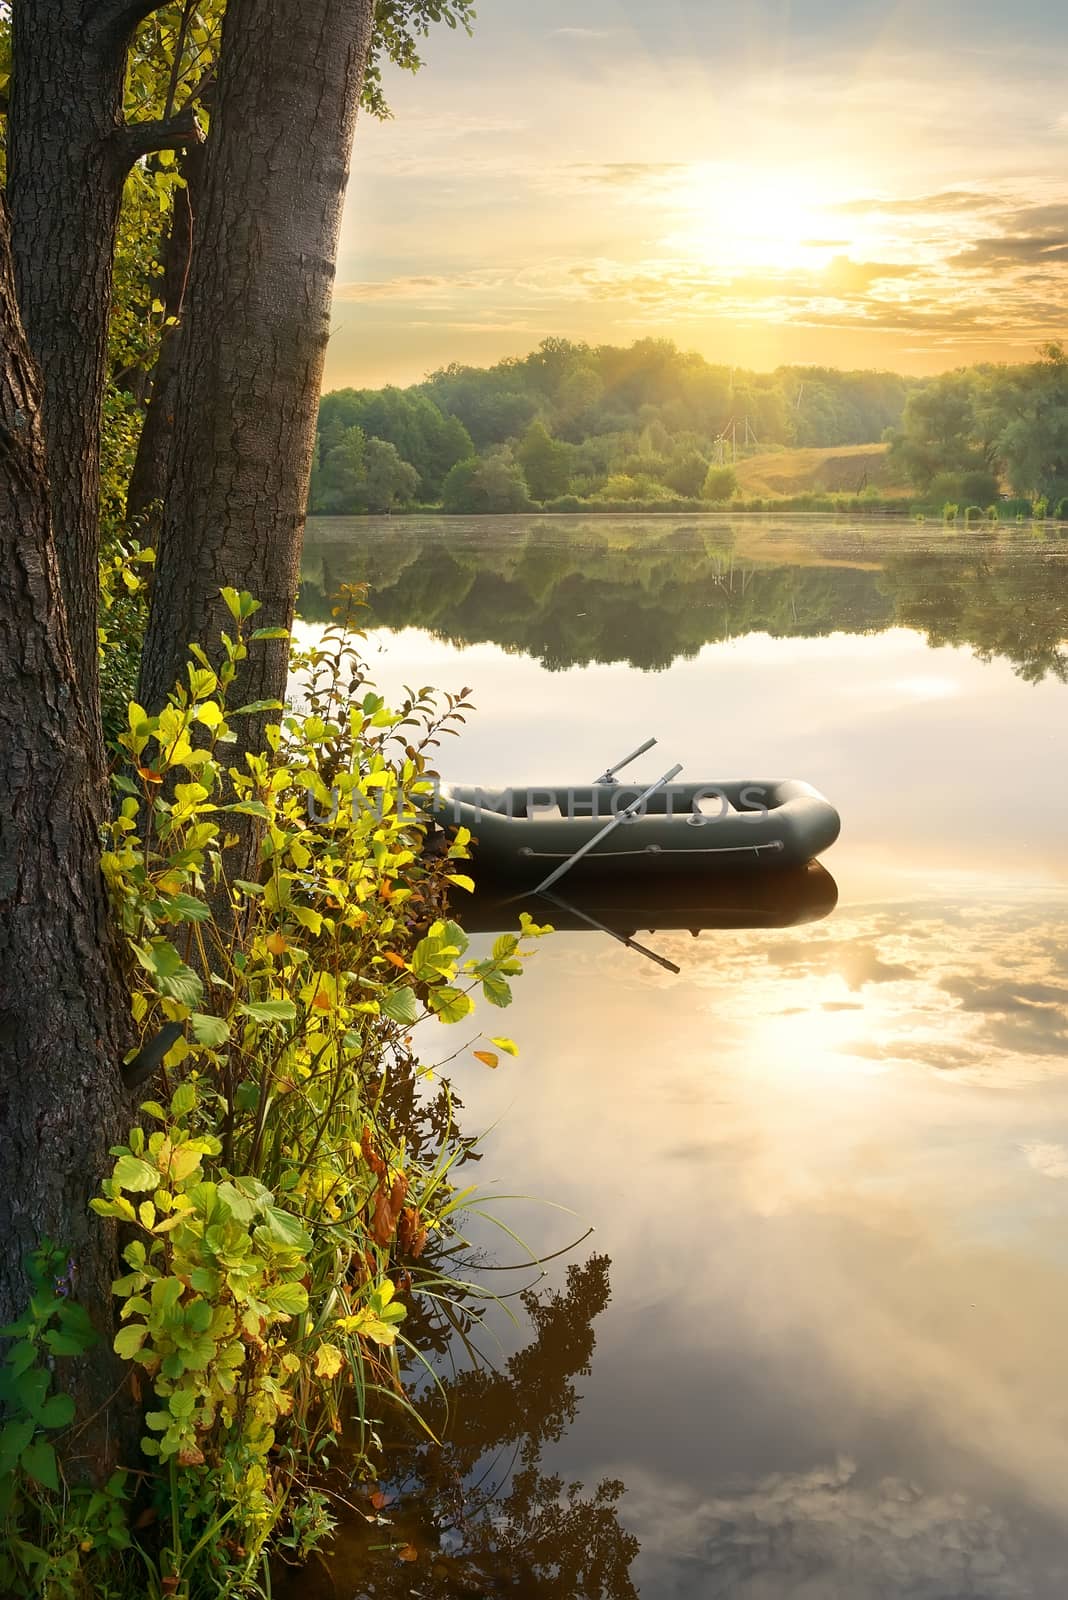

{"left": 294, "top": 515, "right": 1068, "bottom": 1599}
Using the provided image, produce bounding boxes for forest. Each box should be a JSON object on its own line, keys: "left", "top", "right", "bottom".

{"left": 308, "top": 339, "right": 916, "bottom": 514}
{"left": 309, "top": 337, "right": 1068, "bottom": 518}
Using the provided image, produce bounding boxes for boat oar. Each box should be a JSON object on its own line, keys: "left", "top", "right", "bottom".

{"left": 540, "top": 890, "right": 681, "bottom": 975}
{"left": 593, "top": 735, "right": 658, "bottom": 785}
{"left": 531, "top": 762, "right": 684, "bottom": 895}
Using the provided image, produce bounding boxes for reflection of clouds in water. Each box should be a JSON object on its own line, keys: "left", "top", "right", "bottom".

{"left": 613, "top": 899, "right": 1068, "bottom": 1086}
{"left": 624, "top": 1458, "right": 1047, "bottom": 1599}
{"left": 1020, "top": 1141, "right": 1068, "bottom": 1179}
{"left": 764, "top": 938, "right": 916, "bottom": 989}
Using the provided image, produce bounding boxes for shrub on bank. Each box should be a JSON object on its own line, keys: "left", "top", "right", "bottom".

{"left": 0, "top": 588, "right": 547, "bottom": 1599}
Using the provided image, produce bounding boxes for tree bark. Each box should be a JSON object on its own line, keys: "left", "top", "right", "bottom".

{"left": 7, "top": 0, "right": 199, "bottom": 766}
{"left": 6, "top": 0, "right": 129, "bottom": 757}
{"left": 0, "top": 194, "right": 133, "bottom": 1469}
{"left": 138, "top": 0, "right": 375, "bottom": 744}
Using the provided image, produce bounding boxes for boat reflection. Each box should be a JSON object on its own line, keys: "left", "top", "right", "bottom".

{"left": 462, "top": 862, "right": 838, "bottom": 941}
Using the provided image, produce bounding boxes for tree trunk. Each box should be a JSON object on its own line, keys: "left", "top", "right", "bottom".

{"left": 126, "top": 143, "right": 205, "bottom": 527}
{"left": 138, "top": 0, "right": 375, "bottom": 744}
{"left": 6, "top": 0, "right": 128, "bottom": 759}
{"left": 0, "top": 195, "right": 134, "bottom": 1469}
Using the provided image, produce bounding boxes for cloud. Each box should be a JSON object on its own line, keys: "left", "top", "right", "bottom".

{"left": 551, "top": 26, "right": 614, "bottom": 38}
{"left": 623, "top": 1458, "right": 1034, "bottom": 1598}
{"left": 570, "top": 162, "right": 690, "bottom": 188}
{"left": 1021, "top": 1142, "right": 1068, "bottom": 1179}
{"left": 764, "top": 938, "right": 915, "bottom": 989}
{"left": 950, "top": 236, "right": 1068, "bottom": 270}
{"left": 821, "top": 255, "right": 918, "bottom": 293}
{"left": 834, "top": 190, "right": 1007, "bottom": 217}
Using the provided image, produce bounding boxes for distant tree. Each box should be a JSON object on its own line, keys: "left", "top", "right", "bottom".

{"left": 703, "top": 464, "right": 738, "bottom": 501}
{"left": 315, "top": 385, "right": 473, "bottom": 498}
{"left": 315, "top": 424, "right": 367, "bottom": 513}
{"left": 887, "top": 370, "right": 996, "bottom": 491}
{"left": 987, "top": 344, "right": 1068, "bottom": 502}
{"left": 442, "top": 450, "right": 533, "bottom": 512}
{"left": 517, "top": 420, "right": 572, "bottom": 501}
{"left": 665, "top": 450, "right": 710, "bottom": 497}
{"left": 360, "top": 436, "right": 420, "bottom": 512}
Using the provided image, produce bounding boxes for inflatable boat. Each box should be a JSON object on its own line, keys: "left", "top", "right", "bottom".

{"left": 429, "top": 773, "right": 840, "bottom": 885}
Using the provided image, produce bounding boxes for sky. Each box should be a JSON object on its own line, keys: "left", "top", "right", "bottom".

{"left": 327, "top": 0, "right": 1068, "bottom": 388}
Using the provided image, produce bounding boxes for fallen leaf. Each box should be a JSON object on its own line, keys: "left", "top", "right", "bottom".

{"left": 398, "top": 1543, "right": 418, "bottom": 1562}
{"left": 474, "top": 1050, "right": 499, "bottom": 1069}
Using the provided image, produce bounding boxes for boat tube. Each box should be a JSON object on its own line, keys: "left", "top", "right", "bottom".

{"left": 427, "top": 777, "right": 840, "bottom": 881}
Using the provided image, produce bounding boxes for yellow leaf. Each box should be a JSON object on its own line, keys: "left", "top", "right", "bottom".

{"left": 314, "top": 1342, "right": 344, "bottom": 1380}
{"left": 473, "top": 1050, "right": 499, "bottom": 1069}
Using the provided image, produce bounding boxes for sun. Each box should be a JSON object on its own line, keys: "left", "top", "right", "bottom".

{"left": 660, "top": 162, "right": 860, "bottom": 275}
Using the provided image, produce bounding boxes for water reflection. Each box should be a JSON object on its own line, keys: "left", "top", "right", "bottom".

{"left": 294, "top": 515, "right": 1068, "bottom": 1598}
{"left": 277, "top": 1256, "right": 640, "bottom": 1599}
{"left": 302, "top": 515, "right": 1068, "bottom": 682}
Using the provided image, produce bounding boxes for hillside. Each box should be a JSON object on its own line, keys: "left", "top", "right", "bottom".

{"left": 733, "top": 443, "right": 910, "bottom": 499}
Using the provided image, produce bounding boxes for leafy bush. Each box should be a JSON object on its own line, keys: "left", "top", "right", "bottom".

{"left": 0, "top": 590, "right": 548, "bottom": 1598}
{"left": 702, "top": 464, "right": 737, "bottom": 502}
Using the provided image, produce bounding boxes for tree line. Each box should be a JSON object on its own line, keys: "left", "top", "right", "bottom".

{"left": 309, "top": 338, "right": 917, "bottom": 514}
{"left": 888, "top": 343, "right": 1068, "bottom": 512}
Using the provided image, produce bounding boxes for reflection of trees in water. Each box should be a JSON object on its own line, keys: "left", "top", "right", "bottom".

{"left": 301, "top": 521, "right": 1068, "bottom": 683}
{"left": 278, "top": 1254, "right": 638, "bottom": 1599}
{"left": 300, "top": 522, "right": 893, "bottom": 673}
{"left": 881, "top": 550, "right": 1068, "bottom": 684}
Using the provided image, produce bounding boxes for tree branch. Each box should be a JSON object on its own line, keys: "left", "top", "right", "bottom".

{"left": 113, "top": 109, "right": 204, "bottom": 171}
{"left": 83, "top": 0, "right": 177, "bottom": 49}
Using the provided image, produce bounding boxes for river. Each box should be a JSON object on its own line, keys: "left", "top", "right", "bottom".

{"left": 289, "top": 513, "right": 1068, "bottom": 1599}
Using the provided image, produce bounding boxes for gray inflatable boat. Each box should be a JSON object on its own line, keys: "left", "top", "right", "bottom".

{"left": 428, "top": 754, "right": 840, "bottom": 886}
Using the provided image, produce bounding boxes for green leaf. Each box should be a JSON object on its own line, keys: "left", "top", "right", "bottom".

{"left": 250, "top": 628, "right": 290, "bottom": 641}
{"left": 42, "top": 1330, "right": 88, "bottom": 1358}
{"left": 239, "top": 999, "right": 296, "bottom": 1024}
{"left": 131, "top": 939, "right": 203, "bottom": 1007}
{"left": 429, "top": 986, "right": 474, "bottom": 1024}
{"left": 190, "top": 1012, "right": 230, "bottom": 1048}
{"left": 6, "top": 1341, "right": 37, "bottom": 1377}
{"left": 0, "top": 1419, "right": 36, "bottom": 1477}
{"left": 113, "top": 1325, "right": 148, "bottom": 1360}
{"left": 380, "top": 987, "right": 419, "bottom": 1025}
{"left": 492, "top": 934, "right": 519, "bottom": 962}
{"left": 20, "top": 1439, "right": 58, "bottom": 1493}
{"left": 37, "top": 1393, "right": 74, "bottom": 1430}
{"left": 112, "top": 1154, "right": 160, "bottom": 1193}
{"left": 480, "top": 971, "right": 512, "bottom": 1009}
{"left": 170, "top": 1081, "right": 197, "bottom": 1116}
{"left": 160, "top": 893, "right": 212, "bottom": 923}
{"left": 265, "top": 1283, "right": 309, "bottom": 1316}
{"left": 440, "top": 919, "right": 469, "bottom": 956}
